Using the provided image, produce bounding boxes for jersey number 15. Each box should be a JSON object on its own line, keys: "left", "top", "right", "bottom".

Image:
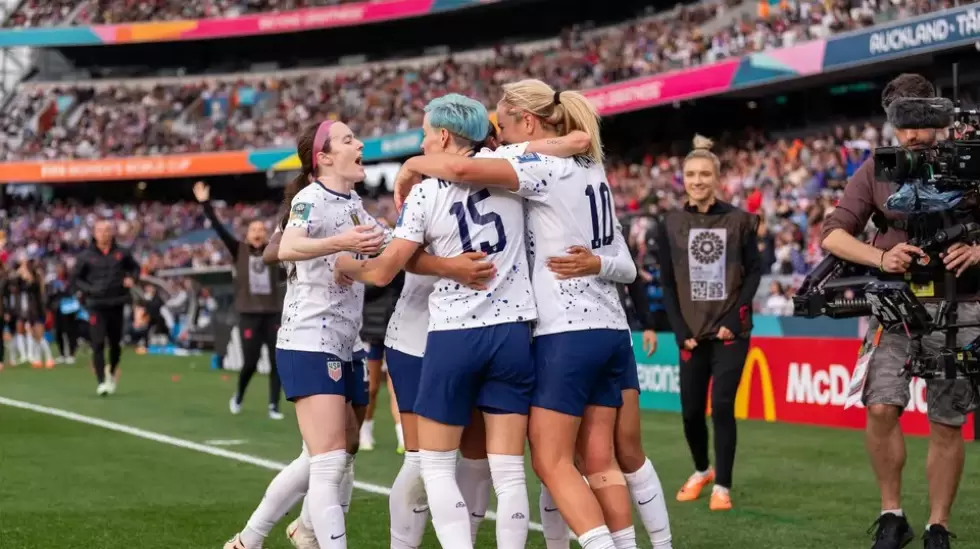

{"left": 450, "top": 188, "right": 507, "bottom": 255}
{"left": 586, "top": 182, "right": 615, "bottom": 249}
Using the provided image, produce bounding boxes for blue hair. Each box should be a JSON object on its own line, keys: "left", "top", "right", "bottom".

{"left": 424, "top": 93, "right": 489, "bottom": 143}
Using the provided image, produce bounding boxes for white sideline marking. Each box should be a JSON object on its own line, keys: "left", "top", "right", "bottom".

{"left": 0, "top": 396, "right": 543, "bottom": 532}
{"left": 204, "top": 439, "right": 249, "bottom": 447}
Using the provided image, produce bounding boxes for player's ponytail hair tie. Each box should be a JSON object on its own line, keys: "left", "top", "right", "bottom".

{"left": 553, "top": 91, "right": 562, "bottom": 106}
{"left": 311, "top": 120, "right": 335, "bottom": 168}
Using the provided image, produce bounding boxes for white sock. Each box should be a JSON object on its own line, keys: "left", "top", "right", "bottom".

{"left": 456, "top": 457, "right": 491, "bottom": 544}
{"left": 625, "top": 458, "right": 672, "bottom": 547}
{"left": 420, "top": 449, "right": 474, "bottom": 549}
{"left": 882, "top": 509, "right": 904, "bottom": 517}
{"left": 611, "top": 526, "right": 638, "bottom": 549}
{"left": 487, "top": 454, "right": 529, "bottom": 549}
{"left": 301, "top": 495, "right": 313, "bottom": 529}
{"left": 241, "top": 452, "right": 310, "bottom": 547}
{"left": 340, "top": 454, "right": 355, "bottom": 514}
{"left": 539, "top": 484, "right": 570, "bottom": 549}
{"left": 361, "top": 419, "right": 374, "bottom": 438}
{"left": 308, "top": 450, "right": 348, "bottom": 548}
{"left": 26, "top": 335, "right": 38, "bottom": 362}
{"left": 14, "top": 334, "right": 26, "bottom": 362}
{"left": 712, "top": 485, "right": 729, "bottom": 495}
{"left": 390, "top": 451, "right": 428, "bottom": 549}
{"left": 579, "top": 525, "right": 616, "bottom": 549}
{"left": 38, "top": 338, "right": 54, "bottom": 363}
{"left": 395, "top": 423, "right": 405, "bottom": 447}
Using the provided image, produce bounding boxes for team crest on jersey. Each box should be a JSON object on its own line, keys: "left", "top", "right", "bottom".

{"left": 327, "top": 360, "right": 343, "bottom": 382}
{"left": 290, "top": 202, "right": 313, "bottom": 222}
{"left": 516, "top": 152, "right": 541, "bottom": 164}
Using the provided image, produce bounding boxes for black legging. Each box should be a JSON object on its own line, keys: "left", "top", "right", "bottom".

{"left": 54, "top": 312, "right": 78, "bottom": 358}
{"left": 679, "top": 337, "right": 750, "bottom": 489}
{"left": 89, "top": 306, "right": 124, "bottom": 383}
{"left": 236, "top": 312, "right": 281, "bottom": 411}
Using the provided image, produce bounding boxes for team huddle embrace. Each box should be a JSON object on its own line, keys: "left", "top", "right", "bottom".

{"left": 224, "top": 79, "right": 673, "bottom": 549}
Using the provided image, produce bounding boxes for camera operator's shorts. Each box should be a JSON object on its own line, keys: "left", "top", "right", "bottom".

{"left": 864, "top": 303, "right": 980, "bottom": 426}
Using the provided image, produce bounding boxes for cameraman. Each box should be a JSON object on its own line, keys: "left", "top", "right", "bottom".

{"left": 821, "top": 73, "right": 977, "bottom": 549}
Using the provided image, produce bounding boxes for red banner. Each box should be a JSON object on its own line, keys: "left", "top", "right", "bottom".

{"left": 730, "top": 337, "right": 975, "bottom": 440}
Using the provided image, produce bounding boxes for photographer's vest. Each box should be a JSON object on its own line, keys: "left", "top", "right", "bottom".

{"left": 664, "top": 205, "right": 754, "bottom": 340}
{"left": 234, "top": 242, "right": 284, "bottom": 315}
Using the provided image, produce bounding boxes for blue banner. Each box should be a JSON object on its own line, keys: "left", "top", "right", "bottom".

{"left": 363, "top": 129, "right": 423, "bottom": 160}
{"left": 824, "top": 4, "right": 980, "bottom": 68}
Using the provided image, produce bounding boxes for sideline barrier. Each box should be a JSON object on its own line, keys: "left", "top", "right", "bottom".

{"left": 633, "top": 332, "right": 978, "bottom": 441}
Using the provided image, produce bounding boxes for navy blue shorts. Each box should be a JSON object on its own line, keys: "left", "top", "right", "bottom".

{"left": 532, "top": 329, "right": 631, "bottom": 416}
{"left": 351, "top": 349, "right": 369, "bottom": 408}
{"left": 619, "top": 343, "right": 641, "bottom": 392}
{"left": 386, "top": 346, "right": 423, "bottom": 414}
{"left": 276, "top": 348, "right": 360, "bottom": 403}
{"left": 415, "top": 322, "right": 534, "bottom": 426}
{"left": 366, "top": 344, "right": 384, "bottom": 361}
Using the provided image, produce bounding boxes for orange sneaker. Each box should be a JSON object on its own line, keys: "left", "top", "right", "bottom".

{"left": 676, "top": 470, "right": 715, "bottom": 502}
{"left": 45, "top": 360, "right": 56, "bottom": 369}
{"left": 31, "top": 361, "right": 43, "bottom": 369}
{"left": 709, "top": 489, "right": 733, "bottom": 511}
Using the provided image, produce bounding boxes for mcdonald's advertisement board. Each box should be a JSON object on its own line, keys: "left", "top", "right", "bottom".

{"left": 633, "top": 334, "right": 976, "bottom": 441}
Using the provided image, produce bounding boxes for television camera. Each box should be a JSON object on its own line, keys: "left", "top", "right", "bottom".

{"left": 793, "top": 72, "right": 980, "bottom": 382}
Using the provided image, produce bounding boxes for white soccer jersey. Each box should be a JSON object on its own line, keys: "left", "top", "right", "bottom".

{"left": 393, "top": 151, "right": 537, "bottom": 332}
{"left": 384, "top": 271, "right": 437, "bottom": 357}
{"left": 496, "top": 144, "right": 631, "bottom": 336}
{"left": 276, "top": 182, "right": 391, "bottom": 360}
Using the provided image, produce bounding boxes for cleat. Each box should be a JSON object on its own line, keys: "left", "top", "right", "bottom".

{"left": 269, "top": 405, "right": 284, "bottom": 421}
{"left": 676, "top": 469, "right": 714, "bottom": 502}
{"left": 709, "top": 490, "right": 732, "bottom": 511}
{"left": 230, "top": 395, "right": 242, "bottom": 415}
{"left": 923, "top": 524, "right": 955, "bottom": 549}
{"left": 286, "top": 518, "right": 320, "bottom": 549}
{"left": 96, "top": 383, "right": 109, "bottom": 397}
{"left": 31, "top": 361, "right": 43, "bottom": 369}
{"left": 45, "top": 360, "right": 56, "bottom": 369}
{"left": 868, "top": 512, "right": 914, "bottom": 549}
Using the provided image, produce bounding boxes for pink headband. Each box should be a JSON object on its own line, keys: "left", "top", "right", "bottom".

{"left": 311, "top": 120, "right": 335, "bottom": 168}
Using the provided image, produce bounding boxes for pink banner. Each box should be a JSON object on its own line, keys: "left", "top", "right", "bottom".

{"left": 584, "top": 60, "right": 741, "bottom": 117}
{"left": 94, "top": 0, "right": 439, "bottom": 43}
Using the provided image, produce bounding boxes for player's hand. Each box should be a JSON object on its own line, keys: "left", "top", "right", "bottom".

{"left": 880, "top": 243, "right": 924, "bottom": 273}
{"left": 942, "top": 242, "right": 980, "bottom": 277}
{"left": 642, "top": 329, "right": 657, "bottom": 357}
{"left": 123, "top": 277, "right": 135, "bottom": 288}
{"left": 683, "top": 338, "right": 698, "bottom": 351}
{"left": 393, "top": 163, "right": 424, "bottom": 211}
{"left": 546, "top": 246, "right": 602, "bottom": 279}
{"left": 335, "top": 264, "right": 355, "bottom": 287}
{"left": 716, "top": 326, "right": 734, "bottom": 341}
{"left": 192, "top": 181, "right": 210, "bottom": 202}
{"left": 335, "top": 225, "right": 385, "bottom": 256}
{"left": 445, "top": 251, "right": 497, "bottom": 290}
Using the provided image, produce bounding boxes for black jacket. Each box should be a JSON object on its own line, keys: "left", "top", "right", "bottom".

{"left": 71, "top": 240, "right": 141, "bottom": 308}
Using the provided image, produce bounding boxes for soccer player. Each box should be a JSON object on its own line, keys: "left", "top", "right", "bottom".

{"left": 335, "top": 94, "right": 536, "bottom": 549}
{"left": 391, "top": 79, "right": 659, "bottom": 549}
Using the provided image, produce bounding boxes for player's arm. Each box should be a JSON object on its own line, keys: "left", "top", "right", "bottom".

{"left": 263, "top": 229, "right": 283, "bottom": 266}
{"left": 278, "top": 200, "right": 384, "bottom": 261}
{"left": 405, "top": 249, "right": 496, "bottom": 290}
{"left": 522, "top": 130, "right": 590, "bottom": 157}
{"left": 335, "top": 238, "right": 420, "bottom": 287}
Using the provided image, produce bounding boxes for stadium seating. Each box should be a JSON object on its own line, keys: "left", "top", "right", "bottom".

{"left": 0, "top": 0, "right": 944, "bottom": 161}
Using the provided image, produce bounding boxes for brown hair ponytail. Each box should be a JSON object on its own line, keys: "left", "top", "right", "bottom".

{"left": 279, "top": 122, "right": 333, "bottom": 229}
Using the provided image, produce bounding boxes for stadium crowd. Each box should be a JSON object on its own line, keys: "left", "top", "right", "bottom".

{"left": 1, "top": 117, "right": 889, "bottom": 323}
{"left": 0, "top": 0, "right": 953, "bottom": 161}
{"left": 4, "top": 0, "right": 365, "bottom": 28}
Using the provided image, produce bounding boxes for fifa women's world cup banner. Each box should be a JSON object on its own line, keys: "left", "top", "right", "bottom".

{"left": 632, "top": 333, "right": 977, "bottom": 441}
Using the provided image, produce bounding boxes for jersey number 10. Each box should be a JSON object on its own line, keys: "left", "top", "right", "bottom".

{"left": 450, "top": 188, "right": 507, "bottom": 255}
{"left": 586, "top": 182, "right": 614, "bottom": 249}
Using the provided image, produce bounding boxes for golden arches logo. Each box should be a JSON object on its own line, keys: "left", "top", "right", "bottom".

{"left": 733, "top": 346, "right": 777, "bottom": 422}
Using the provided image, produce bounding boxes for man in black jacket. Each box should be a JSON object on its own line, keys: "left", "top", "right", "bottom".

{"left": 71, "top": 219, "right": 141, "bottom": 396}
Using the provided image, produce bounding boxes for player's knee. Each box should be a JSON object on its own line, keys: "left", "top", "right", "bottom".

{"left": 614, "top": 433, "right": 645, "bottom": 474}
{"left": 867, "top": 403, "right": 901, "bottom": 424}
{"left": 585, "top": 468, "right": 627, "bottom": 491}
{"left": 578, "top": 441, "right": 617, "bottom": 478}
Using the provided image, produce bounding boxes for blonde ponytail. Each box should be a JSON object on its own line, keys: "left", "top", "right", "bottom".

{"left": 500, "top": 79, "right": 604, "bottom": 163}
{"left": 684, "top": 133, "right": 720, "bottom": 175}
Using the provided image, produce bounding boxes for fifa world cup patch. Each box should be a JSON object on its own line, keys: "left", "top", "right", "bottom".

{"left": 290, "top": 202, "right": 313, "bottom": 222}
{"left": 327, "top": 360, "right": 343, "bottom": 382}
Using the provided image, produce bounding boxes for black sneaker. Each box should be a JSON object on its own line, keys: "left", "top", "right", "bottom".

{"left": 923, "top": 524, "right": 956, "bottom": 549}
{"left": 868, "top": 512, "right": 915, "bottom": 549}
